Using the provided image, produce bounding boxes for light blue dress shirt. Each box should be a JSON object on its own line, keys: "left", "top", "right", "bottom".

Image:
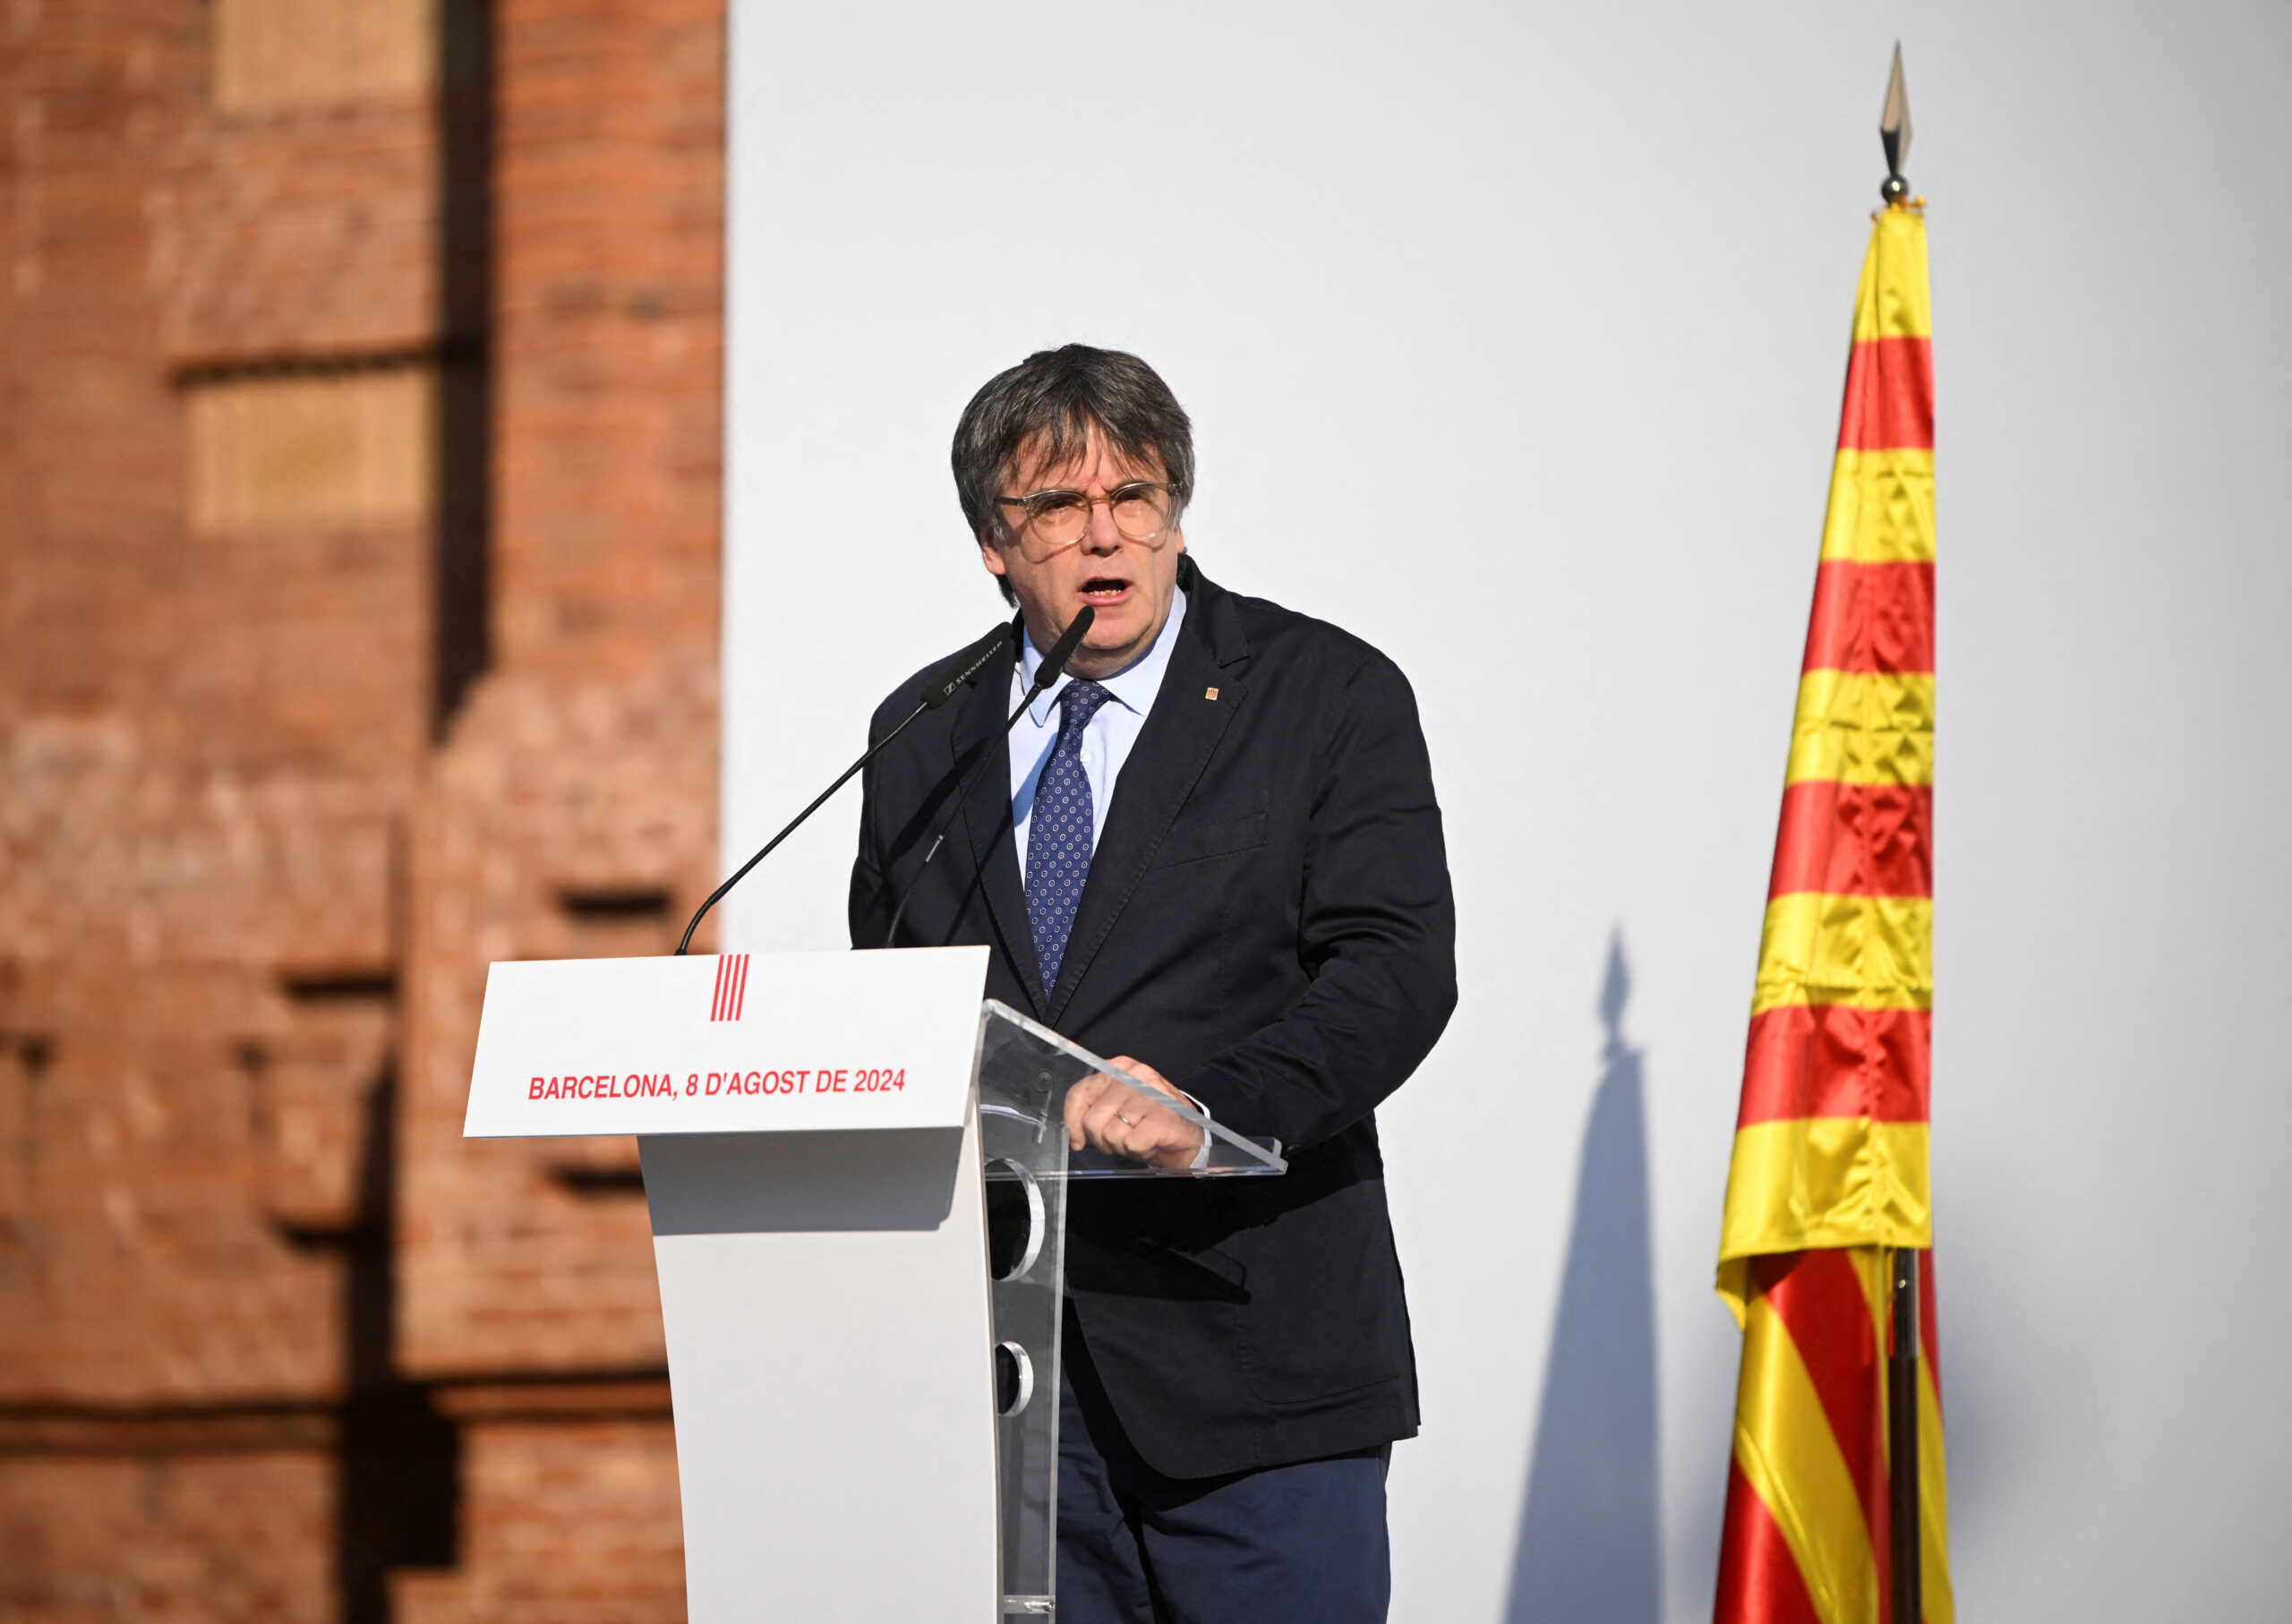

{"left": 1009, "top": 585, "right": 1188, "bottom": 884}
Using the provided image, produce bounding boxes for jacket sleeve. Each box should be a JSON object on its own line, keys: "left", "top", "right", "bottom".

{"left": 1175, "top": 654, "right": 1458, "bottom": 1151}
{"left": 848, "top": 797, "right": 885, "bottom": 948}
{"left": 847, "top": 705, "right": 894, "bottom": 947}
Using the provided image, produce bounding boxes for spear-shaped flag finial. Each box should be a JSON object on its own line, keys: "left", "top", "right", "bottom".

{"left": 1879, "top": 42, "right": 1913, "bottom": 204}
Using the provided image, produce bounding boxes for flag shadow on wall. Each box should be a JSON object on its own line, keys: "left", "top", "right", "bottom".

{"left": 1503, "top": 929, "right": 1663, "bottom": 1624}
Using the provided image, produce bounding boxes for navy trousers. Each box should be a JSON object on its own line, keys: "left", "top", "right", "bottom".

{"left": 1056, "top": 1315, "right": 1392, "bottom": 1624}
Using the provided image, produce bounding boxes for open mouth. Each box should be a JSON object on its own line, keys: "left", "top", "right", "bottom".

{"left": 1079, "top": 576, "right": 1131, "bottom": 603}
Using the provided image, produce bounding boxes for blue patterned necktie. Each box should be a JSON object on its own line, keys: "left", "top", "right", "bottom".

{"left": 1024, "top": 680, "right": 1113, "bottom": 999}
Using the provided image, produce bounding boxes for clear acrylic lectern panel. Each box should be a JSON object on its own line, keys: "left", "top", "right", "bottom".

{"left": 974, "top": 1000, "right": 1286, "bottom": 1617}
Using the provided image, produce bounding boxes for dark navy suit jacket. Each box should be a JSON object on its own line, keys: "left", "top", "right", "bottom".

{"left": 850, "top": 559, "right": 1457, "bottom": 1478}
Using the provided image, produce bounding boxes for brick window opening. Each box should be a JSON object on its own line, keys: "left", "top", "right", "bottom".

{"left": 188, "top": 366, "right": 436, "bottom": 535}
{"left": 212, "top": 0, "right": 437, "bottom": 114}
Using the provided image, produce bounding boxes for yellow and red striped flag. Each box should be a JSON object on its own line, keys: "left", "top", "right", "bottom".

{"left": 1713, "top": 201, "right": 1954, "bottom": 1624}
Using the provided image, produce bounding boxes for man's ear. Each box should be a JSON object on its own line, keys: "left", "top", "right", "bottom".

{"left": 979, "top": 530, "right": 1008, "bottom": 577}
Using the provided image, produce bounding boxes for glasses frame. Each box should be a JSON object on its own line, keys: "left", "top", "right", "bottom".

{"left": 992, "top": 482, "right": 1180, "bottom": 562}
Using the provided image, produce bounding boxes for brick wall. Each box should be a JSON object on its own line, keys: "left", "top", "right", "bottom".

{"left": 0, "top": 1448, "right": 337, "bottom": 1622}
{"left": 0, "top": 2, "right": 723, "bottom": 1617}
{"left": 395, "top": 1406, "right": 684, "bottom": 1624}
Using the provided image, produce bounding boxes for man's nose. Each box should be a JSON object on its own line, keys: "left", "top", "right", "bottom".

{"left": 1082, "top": 498, "right": 1124, "bottom": 552}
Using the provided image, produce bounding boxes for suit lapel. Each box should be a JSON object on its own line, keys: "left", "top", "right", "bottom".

{"left": 1048, "top": 579, "right": 1248, "bottom": 1028}
{"left": 949, "top": 654, "right": 1045, "bottom": 1015}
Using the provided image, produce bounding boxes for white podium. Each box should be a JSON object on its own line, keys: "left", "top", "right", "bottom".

{"left": 463, "top": 946, "right": 1285, "bottom": 1620}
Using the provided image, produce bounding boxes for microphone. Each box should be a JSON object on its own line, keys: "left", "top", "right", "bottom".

{"left": 877, "top": 605, "right": 1095, "bottom": 948}
{"left": 916, "top": 621, "right": 1015, "bottom": 711}
{"left": 672, "top": 620, "right": 1014, "bottom": 955}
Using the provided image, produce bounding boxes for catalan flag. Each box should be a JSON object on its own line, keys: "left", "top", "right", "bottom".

{"left": 1713, "top": 202, "right": 1954, "bottom": 1624}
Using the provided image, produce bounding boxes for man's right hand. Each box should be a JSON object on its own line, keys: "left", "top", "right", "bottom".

{"left": 1062, "top": 1056, "right": 1205, "bottom": 1171}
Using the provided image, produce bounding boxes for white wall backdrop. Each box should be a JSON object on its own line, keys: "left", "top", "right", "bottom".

{"left": 722, "top": 2, "right": 2292, "bottom": 1617}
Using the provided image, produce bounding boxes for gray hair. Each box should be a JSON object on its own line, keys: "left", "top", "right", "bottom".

{"left": 951, "top": 344, "right": 1195, "bottom": 546}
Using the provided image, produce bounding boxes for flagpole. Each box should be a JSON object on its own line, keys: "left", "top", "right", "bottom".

{"left": 1887, "top": 1246, "right": 1921, "bottom": 1622}
{"left": 1875, "top": 44, "right": 1924, "bottom": 1624}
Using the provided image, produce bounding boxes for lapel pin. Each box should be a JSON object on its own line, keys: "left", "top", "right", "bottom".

{"left": 1204, "top": 687, "right": 1219, "bottom": 701}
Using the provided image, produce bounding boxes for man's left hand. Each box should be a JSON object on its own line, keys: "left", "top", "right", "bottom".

{"left": 1064, "top": 1056, "right": 1205, "bottom": 1171}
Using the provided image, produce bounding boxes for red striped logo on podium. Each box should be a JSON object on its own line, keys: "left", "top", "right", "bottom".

{"left": 710, "top": 953, "right": 750, "bottom": 1022}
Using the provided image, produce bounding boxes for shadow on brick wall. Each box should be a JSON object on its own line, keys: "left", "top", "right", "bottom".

{"left": 333, "top": 3, "right": 497, "bottom": 1611}
{"left": 432, "top": 0, "right": 494, "bottom": 739}
{"left": 333, "top": 1059, "right": 460, "bottom": 1623}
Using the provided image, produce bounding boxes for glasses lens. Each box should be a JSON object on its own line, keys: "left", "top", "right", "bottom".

{"left": 1110, "top": 486, "right": 1171, "bottom": 543}
{"left": 1022, "top": 491, "right": 1090, "bottom": 557}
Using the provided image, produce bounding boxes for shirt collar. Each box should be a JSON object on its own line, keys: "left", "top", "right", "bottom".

{"left": 1019, "top": 582, "right": 1189, "bottom": 727}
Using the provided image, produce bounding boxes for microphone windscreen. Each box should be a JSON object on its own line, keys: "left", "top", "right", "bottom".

{"left": 921, "top": 621, "right": 1013, "bottom": 709}
{"left": 1033, "top": 605, "right": 1095, "bottom": 691}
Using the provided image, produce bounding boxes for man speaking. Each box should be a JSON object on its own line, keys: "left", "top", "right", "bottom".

{"left": 851, "top": 345, "right": 1456, "bottom": 1622}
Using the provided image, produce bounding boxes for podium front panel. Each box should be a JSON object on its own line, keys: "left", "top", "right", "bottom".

{"left": 639, "top": 1124, "right": 999, "bottom": 1620}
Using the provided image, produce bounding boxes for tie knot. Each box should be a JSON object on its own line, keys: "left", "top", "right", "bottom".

{"left": 1058, "top": 680, "right": 1112, "bottom": 736}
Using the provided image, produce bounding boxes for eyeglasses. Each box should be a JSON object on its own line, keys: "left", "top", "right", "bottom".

{"left": 993, "top": 483, "right": 1178, "bottom": 562}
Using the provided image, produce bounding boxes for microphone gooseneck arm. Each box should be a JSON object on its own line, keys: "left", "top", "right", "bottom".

{"left": 675, "top": 720, "right": 910, "bottom": 956}
{"left": 673, "top": 621, "right": 1012, "bottom": 956}
{"left": 876, "top": 690, "right": 1031, "bottom": 950}
{"left": 877, "top": 606, "right": 1094, "bottom": 949}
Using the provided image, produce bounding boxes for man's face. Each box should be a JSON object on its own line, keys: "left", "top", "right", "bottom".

{"left": 980, "top": 433, "right": 1185, "bottom": 680}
